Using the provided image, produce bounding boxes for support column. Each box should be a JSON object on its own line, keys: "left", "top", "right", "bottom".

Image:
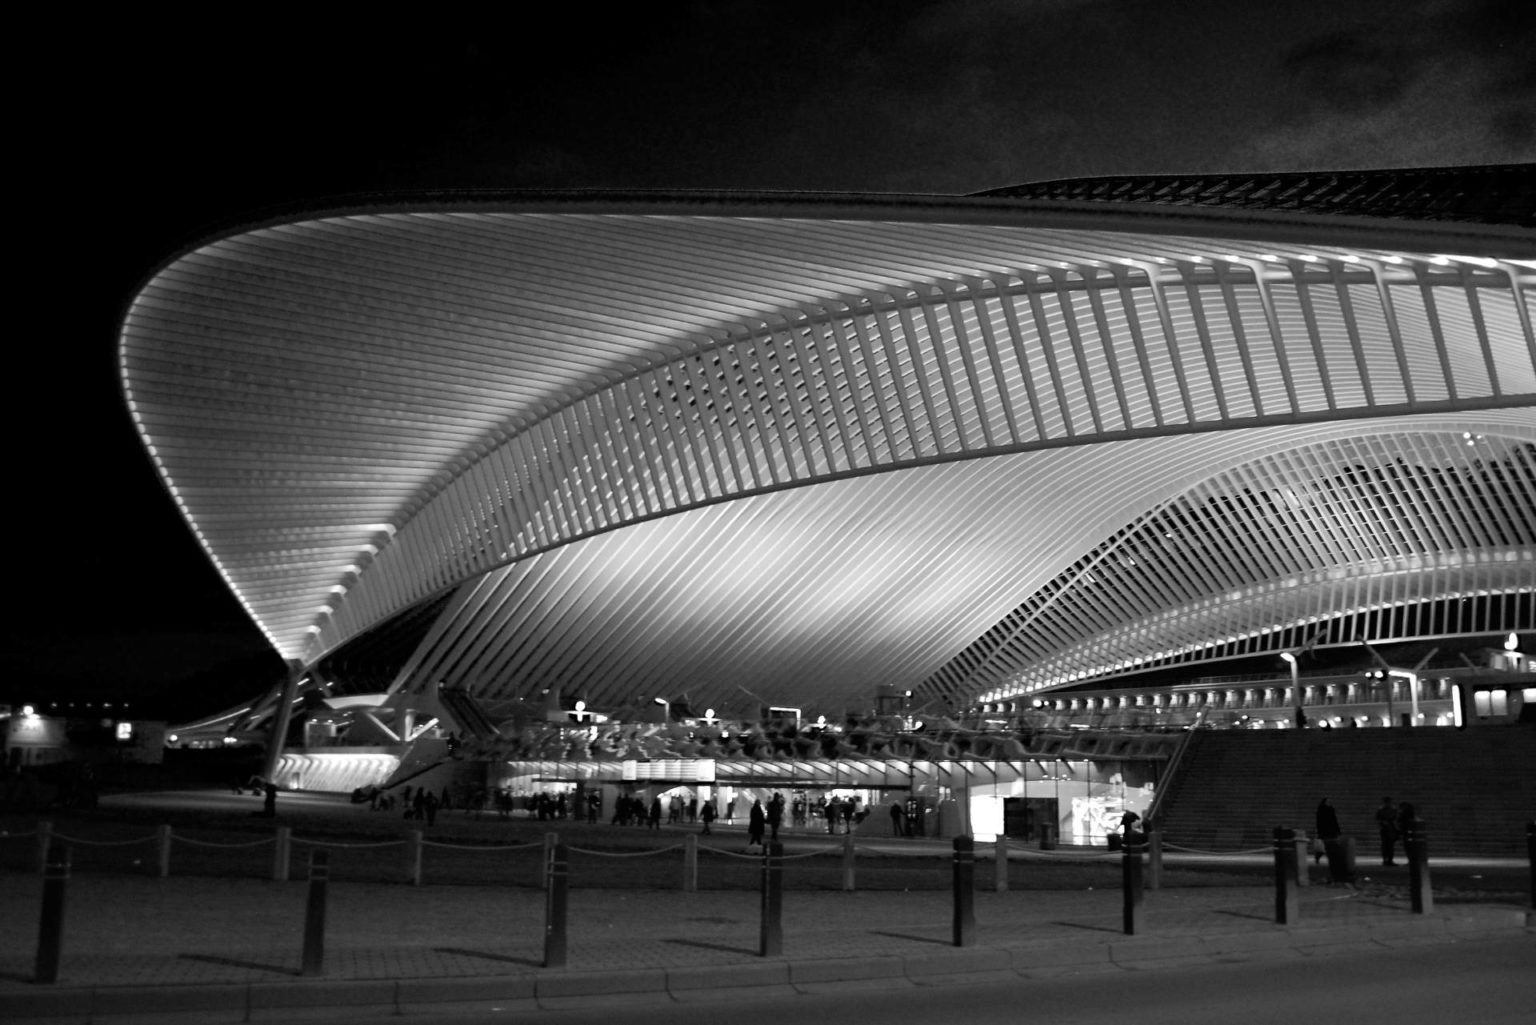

{"left": 260, "top": 661, "right": 306, "bottom": 783}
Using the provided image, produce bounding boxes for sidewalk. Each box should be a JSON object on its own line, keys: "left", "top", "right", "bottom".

{"left": 2, "top": 867, "right": 1530, "bottom": 1023}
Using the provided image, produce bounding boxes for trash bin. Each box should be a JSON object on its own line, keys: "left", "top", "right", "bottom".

{"left": 1107, "top": 832, "right": 1123, "bottom": 851}
{"left": 1039, "top": 824, "right": 1056, "bottom": 850}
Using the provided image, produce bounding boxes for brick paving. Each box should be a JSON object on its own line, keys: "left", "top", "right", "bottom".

{"left": 1, "top": 871, "right": 1528, "bottom": 991}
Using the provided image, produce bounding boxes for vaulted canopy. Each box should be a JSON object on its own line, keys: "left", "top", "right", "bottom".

{"left": 120, "top": 167, "right": 1536, "bottom": 719}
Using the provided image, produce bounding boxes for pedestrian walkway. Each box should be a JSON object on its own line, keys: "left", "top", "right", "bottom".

{"left": 2, "top": 865, "right": 1530, "bottom": 1022}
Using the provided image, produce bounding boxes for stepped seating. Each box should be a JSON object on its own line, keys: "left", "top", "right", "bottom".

{"left": 1156, "top": 725, "right": 1535, "bottom": 855}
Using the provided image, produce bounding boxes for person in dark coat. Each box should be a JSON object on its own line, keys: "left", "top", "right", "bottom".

{"left": 1375, "top": 797, "right": 1399, "bottom": 866}
{"left": 1315, "top": 797, "right": 1345, "bottom": 878}
{"left": 748, "top": 799, "right": 766, "bottom": 847}
{"left": 261, "top": 782, "right": 278, "bottom": 818}
{"left": 648, "top": 796, "right": 663, "bottom": 830}
{"left": 700, "top": 801, "right": 716, "bottom": 835}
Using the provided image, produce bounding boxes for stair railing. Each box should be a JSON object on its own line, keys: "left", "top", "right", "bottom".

{"left": 1146, "top": 702, "right": 1208, "bottom": 828}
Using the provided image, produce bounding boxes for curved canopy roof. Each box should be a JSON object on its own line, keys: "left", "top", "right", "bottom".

{"left": 120, "top": 167, "right": 1536, "bottom": 718}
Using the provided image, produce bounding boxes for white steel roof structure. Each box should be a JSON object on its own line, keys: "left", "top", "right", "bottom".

{"left": 119, "top": 168, "right": 1536, "bottom": 720}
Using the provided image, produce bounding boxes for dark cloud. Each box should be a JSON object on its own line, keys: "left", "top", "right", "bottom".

{"left": 13, "top": 2, "right": 1532, "bottom": 701}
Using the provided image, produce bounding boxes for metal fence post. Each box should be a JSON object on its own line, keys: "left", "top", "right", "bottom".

{"left": 952, "top": 836, "right": 975, "bottom": 947}
{"left": 34, "top": 843, "right": 69, "bottom": 984}
{"left": 35, "top": 820, "right": 53, "bottom": 874}
{"left": 1405, "top": 817, "right": 1433, "bottom": 914}
{"left": 543, "top": 832, "right": 557, "bottom": 892}
{"left": 1527, "top": 822, "right": 1535, "bottom": 911}
{"left": 406, "top": 829, "right": 423, "bottom": 886}
{"left": 1145, "top": 828, "right": 1162, "bottom": 891}
{"left": 272, "top": 826, "right": 291, "bottom": 882}
{"left": 1122, "top": 837, "right": 1144, "bottom": 935}
{"left": 1273, "top": 826, "right": 1299, "bottom": 925}
{"left": 156, "top": 824, "right": 173, "bottom": 878}
{"left": 842, "top": 832, "right": 856, "bottom": 893}
{"left": 684, "top": 834, "right": 698, "bottom": 892}
{"left": 544, "top": 840, "right": 568, "bottom": 968}
{"left": 759, "top": 840, "right": 783, "bottom": 956}
{"left": 301, "top": 849, "right": 329, "bottom": 977}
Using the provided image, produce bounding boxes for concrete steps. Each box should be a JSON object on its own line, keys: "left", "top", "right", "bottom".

{"left": 1157, "top": 726, "right": 1535, "bottom": 855}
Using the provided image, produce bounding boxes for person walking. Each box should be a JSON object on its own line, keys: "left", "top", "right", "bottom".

{"left": 748, "top": 799, "right": 766, "bottom": 848}
{"left": 890, "top": 799, "right": 906, "bottom": 837}
{"left": 700, "top": 801, "right": 716, "bottom": 835}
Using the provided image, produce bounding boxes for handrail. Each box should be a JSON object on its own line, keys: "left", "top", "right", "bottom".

{"left": 1145, "top": 702, "right": 1208, "bottom": 828}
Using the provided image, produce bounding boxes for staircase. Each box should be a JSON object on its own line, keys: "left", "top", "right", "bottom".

{"left": 1155, "top": 725, "right": 1535, "bottom": 855}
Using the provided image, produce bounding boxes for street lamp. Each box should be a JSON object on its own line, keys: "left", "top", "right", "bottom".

{"left": 1280, "top": 652, "right": 1303, "bottom": 728}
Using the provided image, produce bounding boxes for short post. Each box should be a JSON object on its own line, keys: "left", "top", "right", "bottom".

{"left": 1527, "top": 822, "right": 1535, "bottom": 911}
{"left": 406, "top": 829, "right": 423, "bottom": 886}
{"left": 683, "top": 834, "right": 698, "bottom": 892}
{"left": 272, "top": 826, "right": 291, "bottom": 882}
{"left": 1144, "top": 827, "right": 1162, "bottom": 891}
{"left": 759, "top": 840, "right": 783, "bottom": 956}
{"left": 841, "top": 832, "right": 856, "bottom": 893}
{"left": 543, "top": 832, "right": 558, "bottom": 891}
{"left": 1273, "top": 826, "right": 1299, "bottom": 925}
{"left": 301, "top": 849, "right": 329, "bottom": 977}
{"left": 34, "top": 843, "right": 69, "bottom": 984}
{"left": 544, "top": 840, "right": 568, "bottom": 968}
{"left": 994, "top": 834, "right": 1009, "bottom": 892}
{"left": 1121, "top": 836, "right": 1144, "bottom": 935}
{"left": 1405, "top": 817, "right": 1433, "bottom": 914}
{"left": 1293, "top": 833, "right": 1310, "bottom": 888}
{"left": 35, "top": 820, "right": 53, "bottom": 874}
{"left": 156, "top": 824, "right": 173, "bottom": 878}
{"left": 952, "top": 835, "right": 975, "bottom": 947}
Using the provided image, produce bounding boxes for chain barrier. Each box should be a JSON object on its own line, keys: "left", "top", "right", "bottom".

{"left": 49, "top": 832, "right": 155, "bottom": 848}
{"left": 1163, "top": 842, "right": 1271, "bottom": 855}
{"left": 290, "top": 837, "right": 405, "bottom": 849}
{"left": 567, "top": 843, "right": 684, "bottom": 857}
{"left": 173, "top": 836, "right": 274, "bottom": 849}
{"left": 420, "top": 839, "right": 542, "bottom": 851}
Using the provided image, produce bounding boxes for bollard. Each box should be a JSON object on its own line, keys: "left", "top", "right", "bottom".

{"left": 759, "top": 840, "right": 783, "bottom": 956}
{"left": 34, "top": 843, "right": 69, "bottom": 984}
{"left": 36, "top": 820, "right": 53, "bottom": 874}
{"left": 543, "top": 832, "right": 558, "bottom": 892}
{"left": 1293, "top": 833, "right": 1310, "bottom": 888}
{"left": 842, "top": 832, "right": 856, "bottom": 893}
{"left": 406, "top": 829, "right": 423, "bottom": 886}
{"left": 544, "top": 841, "right": 568, "bottom": 968}
{"left": 1405, "top": 817, "right": 1433, "bottom": 914}
{"left": 684, "top": 834, "right": 698, "bottom": 892}
{"left": 1121, "top": 837, "right": 1144, "bottom": 935}
{"left": 994, "top": 834, "right": 1009, "bottom": 893}
{"left": 1145, "top": 828, "right": 1162, "bottom": 891}
{"left": 157, "top": 824, "right": 173, "bottom": 878}
{"left": 301, "top": 850, "right": 329, "bottom": 977}
{"left": 1527, "top": 822, "right": 1535, "bottom": 911}
{"left": 952, "top": 836, "right": 975, "bottom": 947}
{"left": 272, "top": 826, "right": 291, "bottom": 882}
{"left": 1273, "top": 826, "right": 1299, "bottom": 925}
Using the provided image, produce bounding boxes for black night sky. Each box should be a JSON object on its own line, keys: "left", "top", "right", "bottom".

{"left": 10, "top": 2, "right": 1535, "bottom": 719}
